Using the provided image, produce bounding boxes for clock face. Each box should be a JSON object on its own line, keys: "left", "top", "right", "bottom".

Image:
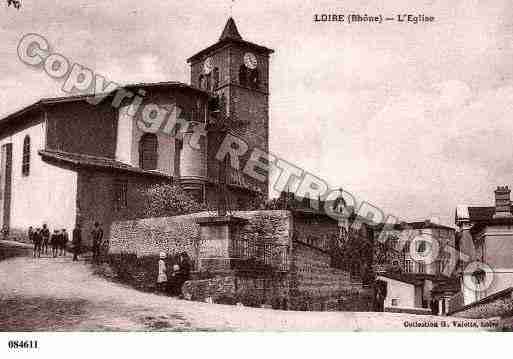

{"left": 203, "top": 57, "right": 213, "bottom": 74}
{"left": 243, "top": 52, "right": 258, "bottom": 69}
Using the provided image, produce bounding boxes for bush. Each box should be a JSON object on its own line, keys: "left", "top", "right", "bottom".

{"left": 106, "top": 252, "right": 171, "bottom": 292}
{"left": 235, "top": 292, "right": 262, "bottom": 308}
{"left": 216, "top": 294, "right": 238, "bottom": 305}
{"left": 139, "top": 184, "right": 207, "bottom": 218}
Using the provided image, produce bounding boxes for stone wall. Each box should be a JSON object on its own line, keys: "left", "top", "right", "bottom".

{"left": 109, "top": 210, "right": 291, "bottom": 260}
{"left": 109, "top": 209, "right": 374, "bottom": 312}
{"left": 237, "top": 210, "right": 291, "bottom": 246}
{"left": 182, "top": 273, "right": 290, "bottom": 308}
{"left": 109, "top": 212, "right": 207, "bottom": 258}
{"left": 292, "top": 214, "right": 338, "bottom": 251}
{"left": 287, "top": 241, "right": 371, "bottom": 310}
{"left": 450, "top": 287, "right": 513, "bottom": 319}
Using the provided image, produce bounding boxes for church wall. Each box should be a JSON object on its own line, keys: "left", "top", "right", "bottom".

{"left": 45, "top": 100, "right": 118, "bottom": 158}
{"left": 0, "top": 117, "right": 77, "bottom": 233}
{"left": 190, "top": 37, "right": 271, "bottom": 199}
{"left": 190, "top": 44, "right": 231, "bottom": 90}
{"left": 76, "top": 169, "right": 169, "bottom": 246}
{"left": 228, "top": 87, "right": 269, "bottom": 195}
{"left": 116, "top": 88, "right": 207, "bottom": 178}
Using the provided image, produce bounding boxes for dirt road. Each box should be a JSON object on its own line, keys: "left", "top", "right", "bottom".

{"left": 0, "top": 240, "right": 488, "bottom": 331}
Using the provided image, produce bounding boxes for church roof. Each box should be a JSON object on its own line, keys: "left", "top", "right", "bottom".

{"left": 187, "top": 18, "right": 274, "bottom": 63}
{"left": 219, "top": 17, "right": 242, "bottom": 41}
{"left": 0, "top": 81, "right": 209, "bottom": 129}
{"left": 39, "top": 149, "right": 172, "bottom": 179}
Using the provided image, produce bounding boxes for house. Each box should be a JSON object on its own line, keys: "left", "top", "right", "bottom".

{"left": 373, "top": 220, "right": 457, "bottom": 313}
{"left": 0, "top": 18, "right": 272, "bottom": 241}
{"left": 454, "top": 186, "right": 513, "bottom": 306}
{"left": 377, "top": 272, "right": 426, "bottom": 314}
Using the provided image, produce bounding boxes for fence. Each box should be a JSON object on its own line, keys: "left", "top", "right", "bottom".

{"left": 230, "top": 238, "right": 290, "bottom": 272}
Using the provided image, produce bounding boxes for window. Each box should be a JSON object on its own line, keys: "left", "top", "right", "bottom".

{"left": 416, "top": 240, "right": 427, "bottom": 253}
{"left": 139, "top": 133, "right": 158, "bottom": 170}
{"left": 199, "top": 75, "right": 204, "bottom": 89}
{"left": 22, "top": 135, "right": 30, "bottom": 176}
{"left": 239, "top": 65, "right": 247, "bottom": 86}
{"left": 437, "top": 260, "right": 444, "bottom": 274}
{"left": 391, "top": 299, "right": 399, "bottom": 307}
{"left": 405, "top": 260, "right": 413, "bottom": 273}
{"left": 114, "top": 180, "right": 128, "bottom": 210}
{"left": 212, "top": 68, "right": 219, "bottom": 89}
{"left": 403, "top": 240, "right": 411, "bottom": 254}
{"left": 418, "top": 262, "right": 426, "bottom": 273}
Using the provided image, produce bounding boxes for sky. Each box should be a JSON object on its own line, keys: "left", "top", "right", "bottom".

{"left": 1, "top": 0, "right": 513, "bottom": 226}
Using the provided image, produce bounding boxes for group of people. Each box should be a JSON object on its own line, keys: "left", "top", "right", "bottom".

{"left": 28, "top": 221, "right": 104, "bottom": 263}
{"left": 157, "top": 251, "right": 191, "bottom": 297}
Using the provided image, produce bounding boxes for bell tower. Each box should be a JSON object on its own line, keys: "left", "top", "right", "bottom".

{"left": 187, "top": 18, "right": 274, "bottom": 200}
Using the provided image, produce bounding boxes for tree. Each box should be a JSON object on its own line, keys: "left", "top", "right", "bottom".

{"left": 139, "top": 183, "right": 207, "bottom": 218}
{"left": 7, "top": 0, "right": 22, "bottom": 10}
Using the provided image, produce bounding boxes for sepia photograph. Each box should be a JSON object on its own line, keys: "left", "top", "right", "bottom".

{"left": 1, "top": 0, "right": 512, "bottom": 356}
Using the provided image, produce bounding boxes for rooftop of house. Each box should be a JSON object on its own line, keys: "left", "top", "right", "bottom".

{"left": 378, "top": 271, "right": 451, "bottom": 286}
{"left": 456, "top": 205, "right": 513, "bottom": 229}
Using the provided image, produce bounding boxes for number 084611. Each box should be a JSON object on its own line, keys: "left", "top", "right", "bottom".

{"left": 8, "top": 340, "right": 38, "bottom": 349}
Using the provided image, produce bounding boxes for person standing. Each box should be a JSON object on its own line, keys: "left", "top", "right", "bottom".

{"left": 91, "top": 222, "right": 104, "bottom": 264}
{"left": 50, "top": 229, "right": 60, "bottom": 258}
{"left": 28, "top": 226, "right": 35, "bottom": 257}
{"left": 72, "top": 224, "right": 82, "bottom": 261}
{"left": 157, "top": 252, "right": 168, "bottom": 293}
{"left": 60, "top": 229, "right": 69, "bottom": 256}
{"left": 32, "top": 228, "right": 42, "bottom": 258}
{"left": 169, "top": 261, "right": 181, "bottom": 296}
{"left": 176, "top": 252, "right": 191, "bottom": 297}
{"left": 41, "top": 224, "right": 50, "bottom": 255}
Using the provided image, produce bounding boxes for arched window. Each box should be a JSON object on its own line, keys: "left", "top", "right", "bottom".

{"left": 239, "top": 65, "right": 247, "bottom": 86}
{"left": 139, "top": 133, "right": 158, "bottom": 170}
{"left": 199, "top": 75, "right": 205, "bottom": 89}
{"left": 249, "top": 68, "right": 259, "bottom": 88}
{"left": 22, "top": 135, "right": 30, "bottom": 176}
{"left": 212, "top": 68, "right": 219, "bottom": 89}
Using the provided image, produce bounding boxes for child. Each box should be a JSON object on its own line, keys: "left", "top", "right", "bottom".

{"left": 157, "top": 252, "right": 167, "bottom": 293}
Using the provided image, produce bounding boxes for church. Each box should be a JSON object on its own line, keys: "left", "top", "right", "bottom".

{"left": 0, "top": 18, "right": 273, "bottom": 239}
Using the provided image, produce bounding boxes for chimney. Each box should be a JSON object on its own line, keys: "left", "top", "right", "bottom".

{"left": 493, "top": 186, "right": 512, "bottom": 218}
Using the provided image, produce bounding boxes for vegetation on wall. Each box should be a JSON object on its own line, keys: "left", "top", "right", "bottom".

{"left": 139, "top": 183, "right": 207, "bottom": 218}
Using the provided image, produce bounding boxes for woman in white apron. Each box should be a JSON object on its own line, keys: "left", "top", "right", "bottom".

{"left": 157, "top": 252, "right": 168, "bottom": 293}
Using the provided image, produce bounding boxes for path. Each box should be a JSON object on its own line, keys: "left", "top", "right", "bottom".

{"left": 0, "top": 240, "right": 489, "bottom": 331}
